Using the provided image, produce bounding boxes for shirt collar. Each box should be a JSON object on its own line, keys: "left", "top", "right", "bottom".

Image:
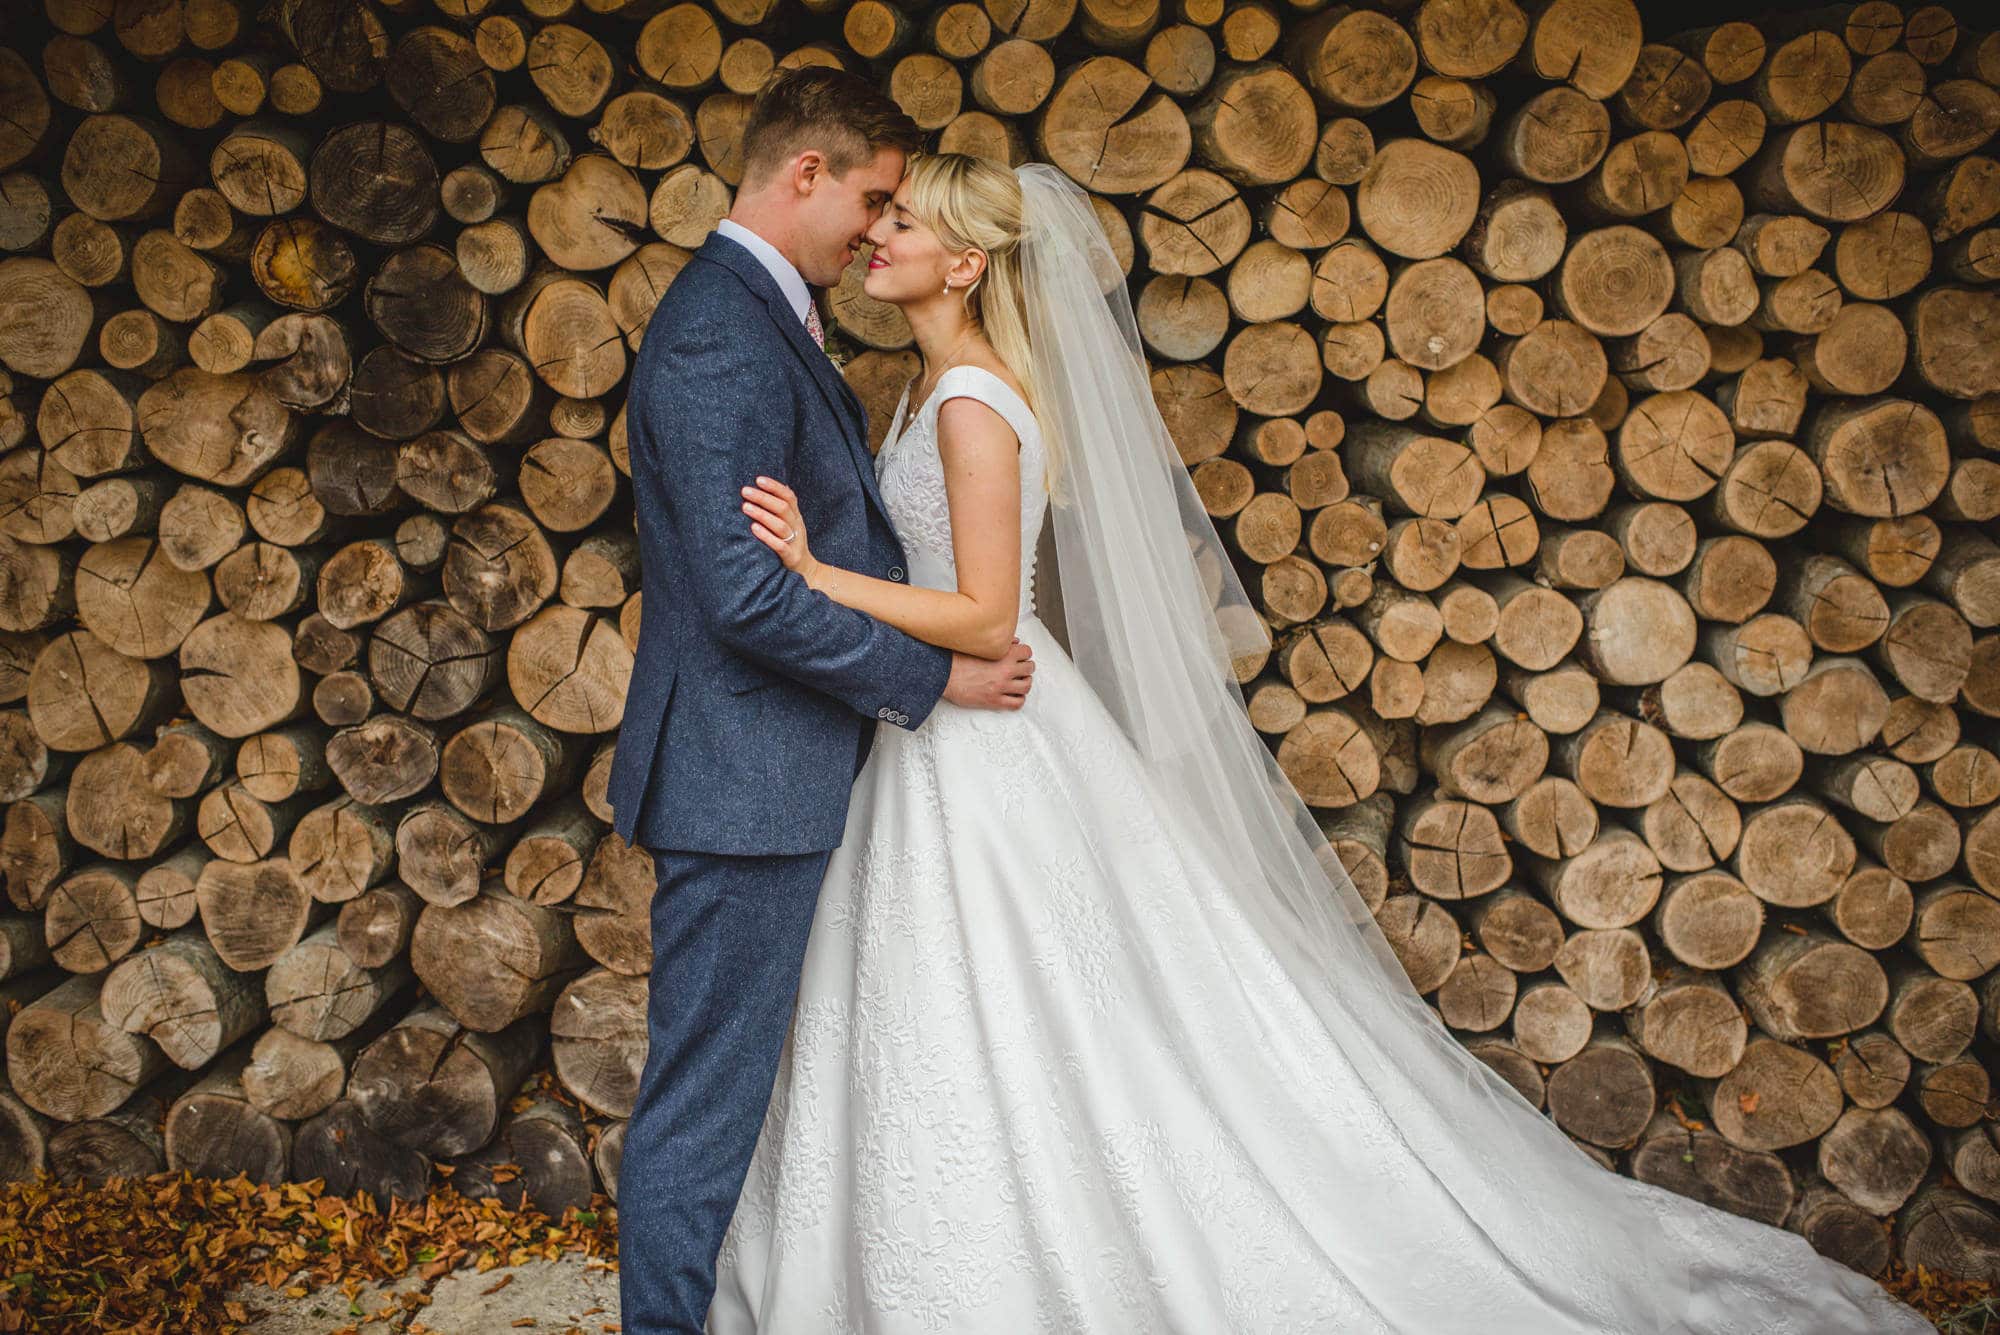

{"left": 715, "top": 218, "right": 812, "bottom": 325}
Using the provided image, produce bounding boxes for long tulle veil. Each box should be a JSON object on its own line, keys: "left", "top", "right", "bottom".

{"left": 1013, "top": 156, "right": 1641, "bottom": 1201}
{"left": 1007, "top": 160, "right": 1935, "bottom": 1332}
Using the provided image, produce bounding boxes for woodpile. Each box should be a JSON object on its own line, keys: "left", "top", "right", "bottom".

{"left": 0, "top": 0, "right": 1996, "bottom": 1287}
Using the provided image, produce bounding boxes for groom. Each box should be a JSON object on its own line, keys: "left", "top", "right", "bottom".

{"left": 608, "top": 68, "right": 1037, "bottom": 1334}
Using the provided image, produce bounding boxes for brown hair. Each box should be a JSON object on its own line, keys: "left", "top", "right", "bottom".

{"left": 740, "top": 67, "right": 923, "bottom": 188}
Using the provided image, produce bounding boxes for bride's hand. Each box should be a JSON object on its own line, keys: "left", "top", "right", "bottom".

{"left": 742, "top": 477, "right": 822, "bottom": 586}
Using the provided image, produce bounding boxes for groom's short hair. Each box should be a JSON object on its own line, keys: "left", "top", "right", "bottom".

{"left": 741, "top": 67, "right": 923, "bottom": 189}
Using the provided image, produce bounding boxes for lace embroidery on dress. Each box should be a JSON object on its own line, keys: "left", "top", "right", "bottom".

{"left": 875, "top": 363, "right": 1046, "bottom": 620}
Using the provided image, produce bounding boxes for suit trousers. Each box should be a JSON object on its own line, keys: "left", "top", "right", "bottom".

{"left": 618, "top": 844, "right": 834, "bottom": 1334}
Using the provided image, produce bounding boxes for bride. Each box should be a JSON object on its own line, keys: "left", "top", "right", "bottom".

{"left": 706, "top": 152, "right": 1932, "bottom": 1333}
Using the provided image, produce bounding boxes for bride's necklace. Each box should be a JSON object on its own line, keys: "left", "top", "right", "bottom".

{"left": 909, "top": 323, "right": 980, "bottom": 414}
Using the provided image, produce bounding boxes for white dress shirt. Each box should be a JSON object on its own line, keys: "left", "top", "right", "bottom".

{"left": 716, "top": 217, "right": 812, "bottom": 327}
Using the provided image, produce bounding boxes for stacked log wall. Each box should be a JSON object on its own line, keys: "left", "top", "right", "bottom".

{"left": 0, "top": 0, "right": 1996, "bottom": 1283}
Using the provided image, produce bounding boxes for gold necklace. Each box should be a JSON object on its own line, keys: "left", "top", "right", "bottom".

{"left": 911, "top": 323, "right": 980, "bottom": 411}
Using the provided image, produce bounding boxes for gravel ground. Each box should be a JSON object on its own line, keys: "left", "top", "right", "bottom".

{"left": 232, "top": 1252, "right": 621, "bottom": 1334}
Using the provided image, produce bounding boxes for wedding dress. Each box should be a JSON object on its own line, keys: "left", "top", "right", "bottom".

{"left": 702, "top": 361, "right": 1931, "bottom": 1333}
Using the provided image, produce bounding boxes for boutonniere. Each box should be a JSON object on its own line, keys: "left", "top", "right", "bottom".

{"left": 826, "top": 343, "right": 848, "bottom": 373}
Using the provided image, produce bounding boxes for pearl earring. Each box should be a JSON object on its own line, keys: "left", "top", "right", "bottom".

{"left": 942, "top": 277, "right": 952, "bottom": 293}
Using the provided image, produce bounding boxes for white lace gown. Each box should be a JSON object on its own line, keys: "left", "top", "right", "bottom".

{"left": 706, "top": 364, "right": 1932, "bottom": 1334}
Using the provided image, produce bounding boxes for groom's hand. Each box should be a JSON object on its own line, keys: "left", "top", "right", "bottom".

{"left": 943, "top": 639, "right": 1034, "bottom": 710}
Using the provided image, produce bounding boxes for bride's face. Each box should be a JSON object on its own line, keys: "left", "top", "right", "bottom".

{"left": 861, "top": 182, "right": 984, "bottom": 309}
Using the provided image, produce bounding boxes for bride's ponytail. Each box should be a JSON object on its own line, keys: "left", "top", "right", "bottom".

{"left": 899, "top": 152, "right": 1057, "bottom": 496}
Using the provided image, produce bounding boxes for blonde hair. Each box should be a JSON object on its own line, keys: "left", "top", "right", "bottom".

{"left": 898, "top": 152, "right": 1059, "bottom": 495}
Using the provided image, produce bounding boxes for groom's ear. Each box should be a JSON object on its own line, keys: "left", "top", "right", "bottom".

{"left": 741, "top": 148, "right": 815, "bottom": 200}
{"left": 791, "top": 150, "right": 830, "bottom": 196}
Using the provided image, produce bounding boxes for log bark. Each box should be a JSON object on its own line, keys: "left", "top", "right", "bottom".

{"left": 548, "top": 963, "right": 640, "bottom": 1119}
{"left": 266, "top": 922, "right": 413, "bottom": 1042}
{"left": 7, "top": 974, "right": 170, "bottom": 1121}
{"left": 99, "top": 928, "right": 265, "bottom": 1068}
{"left": 159, "top": 1041, "right": 293, "bottom": 1185}
{"left": 346, "top": 1002, "right": 543, "bottom": 1156}
{"left": 1628, "top": 1114, "right": 1788, "bottom": 1221}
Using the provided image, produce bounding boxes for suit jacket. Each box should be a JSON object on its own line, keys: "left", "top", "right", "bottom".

{"left": 607, "top": 230, "right": 953, "bottom": 855}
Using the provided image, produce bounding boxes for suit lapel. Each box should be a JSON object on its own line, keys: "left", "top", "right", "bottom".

{"left": 697, "top": 232, "right": 897, "bottom": 533}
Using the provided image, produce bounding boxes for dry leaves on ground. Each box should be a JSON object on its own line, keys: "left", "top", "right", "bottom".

{"left": 0, "top": 1169, "right": 620, "bottom": 1334}
{"left": 0, "top": 1162, "right": 1987, "bottom": 1331}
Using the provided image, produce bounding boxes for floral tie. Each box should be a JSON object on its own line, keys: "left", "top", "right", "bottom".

{"left": 804, "top": 298, "right": 825, "bottom": 349}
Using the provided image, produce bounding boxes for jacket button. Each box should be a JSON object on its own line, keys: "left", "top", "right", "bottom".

{"left": 888, "top": 565, "right": 904, "bottom": 580}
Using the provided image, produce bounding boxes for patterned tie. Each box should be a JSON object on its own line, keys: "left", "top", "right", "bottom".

{"left": 804, "top": 297, "right": 825, "bottom": 349}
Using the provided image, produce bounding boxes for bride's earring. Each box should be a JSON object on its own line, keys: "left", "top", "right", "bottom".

{"left": 942, "top": 277, "right": 952, "bottom": 294}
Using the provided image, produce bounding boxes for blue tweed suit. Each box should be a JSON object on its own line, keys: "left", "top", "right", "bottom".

{"left": 609, "top": 229, "right": 952, "bottom": 1333}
